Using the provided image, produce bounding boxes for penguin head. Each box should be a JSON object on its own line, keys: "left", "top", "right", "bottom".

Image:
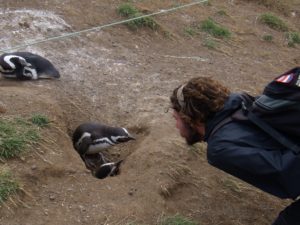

{"left": 111, "top": 127, "right": 135, "bottom": 144}
{"left": 28, "top": 54, "right": 60, "bottom": 79}
{"left": 94, "top": 160, "right": 123, "bottom": 179}
{"left": 37, "top": 65, "right": 60, "bottom": 79}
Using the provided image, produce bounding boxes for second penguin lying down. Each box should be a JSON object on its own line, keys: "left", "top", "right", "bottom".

{"left": 0, "top": 51, "right": 60, "bottom": 80}
{"left": 72, "top": 122, "right": 135, "bottom": 179}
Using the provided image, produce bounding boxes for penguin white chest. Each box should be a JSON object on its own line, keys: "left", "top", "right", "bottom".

{"left": 86, "top": 142, "right": 113, "bottom": 154}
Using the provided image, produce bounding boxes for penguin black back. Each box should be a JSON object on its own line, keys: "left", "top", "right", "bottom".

{"left": 72, "top": 122, "right": 135, "bottom": 155}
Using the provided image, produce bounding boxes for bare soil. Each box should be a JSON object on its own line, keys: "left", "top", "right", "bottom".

{"left": 0, "top": 0, "right": 299, "bottom": 224}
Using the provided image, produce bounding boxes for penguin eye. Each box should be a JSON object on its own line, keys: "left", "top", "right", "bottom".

{"left": 116, "top": 137, "right": 127, "bottom": 142}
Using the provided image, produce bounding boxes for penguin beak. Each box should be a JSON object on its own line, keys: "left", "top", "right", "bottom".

{"left": 117, "top": 135, "right": 135, "bottom": 142}
{"left": 38, "top": 74, "right": 60, "bottom": 79}
{"left": 115, "top": 159, "right": 124, "bottom": 167}
{"left": 128, "top": 134, "right": 136, "bottom": 140}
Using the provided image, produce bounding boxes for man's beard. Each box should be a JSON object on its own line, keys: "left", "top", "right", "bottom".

{"left": 185, "top": 125, "right": 202, "bottom": 145}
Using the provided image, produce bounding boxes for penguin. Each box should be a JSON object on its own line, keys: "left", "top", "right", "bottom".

{"left": 80, "top": 149, "right": 124, "bottom": 179}
{"left": 93, "top": 160, "right": 123, "bottom": 179}
{"left": 72, "top": 122, "right": 135, "bottom": 155}
{"left": 0, "top": 51, "right": 60, "bottom": 80}
{"left": 72, "top": 122, "right": 135, "bottom": 179}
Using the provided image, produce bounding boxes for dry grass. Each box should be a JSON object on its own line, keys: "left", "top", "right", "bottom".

{"left": 159, "top": 163, "right": 199, "bottom": 199}
{"left": 242, "top": 0, "right": 294, "bottom": 15}
{"left": 0, "top": 167, "right": 19, "bottom": 204}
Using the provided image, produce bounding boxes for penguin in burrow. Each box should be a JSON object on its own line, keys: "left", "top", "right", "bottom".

{"left": 0, "top": 51, "right": 60, "bottom": 80}
{"left": 72, "top": 122, "right": 135, "bottom": 179}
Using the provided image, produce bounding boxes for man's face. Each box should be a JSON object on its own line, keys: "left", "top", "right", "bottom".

{"left": 172, "top": 110, "right": 202, "bottom": 145}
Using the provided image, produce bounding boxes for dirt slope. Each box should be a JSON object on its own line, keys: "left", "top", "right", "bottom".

{"left": 0, "top": 0, "right": 299, "bottom": 224}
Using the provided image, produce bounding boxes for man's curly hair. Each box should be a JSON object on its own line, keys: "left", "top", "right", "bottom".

{"left": 170, "top": 77, "right": 230, "bottom": 125}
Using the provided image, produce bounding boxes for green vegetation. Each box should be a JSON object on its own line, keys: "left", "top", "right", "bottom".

{"left": 259, "top": 13, "right": 288, "bottom": 32}
{"left": 286, "top": 31, "right": 300, "bottom": 47}
{"left": 0, "top": 168, "right": 19, "bottom": 203}
{"left": 183, "top": 26, "right": 198, "bottom": 37}
{"left": 31, "top": 114, "right": 50, "bottom": 127}
{"left": 0, "top": 117, "right": 41, "bottom": 159}
{"left": 216, "top": 10, "right": 228, "bottom": 16}
{"left": 200, "top": 18, "right": 231, "bottom": 39}
{"left": 117, "top": 3, "right": 158, "bottom": 30}
{"left": 159, "top": 215, "right": 198, "bottom": 225}
{"left": 203, "top": 0, "right": 212, "bottom": 6}
{"left": 203, "top": 38, "right": 217, "bottom": 49}
{"left": 263, "top": 34, "right": 273, "bottom": 42}
{"left": 245, "top": 0, "right": 292, "bottom": 15}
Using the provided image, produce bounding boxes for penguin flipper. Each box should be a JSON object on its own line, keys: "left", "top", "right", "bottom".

{"left": 77, "top": 136, "right": 93, "bottom": 155}
{"left": 17, "top": 57, "right": 29, "bottom": 66}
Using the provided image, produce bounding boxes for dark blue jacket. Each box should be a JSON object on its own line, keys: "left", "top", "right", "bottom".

{"left": 204, "top": 93, "right": 300, "bottom": 199}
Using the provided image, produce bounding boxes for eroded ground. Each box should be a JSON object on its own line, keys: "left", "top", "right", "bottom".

{"left": 0, "top": 0, "right": 299, "bottom": 224}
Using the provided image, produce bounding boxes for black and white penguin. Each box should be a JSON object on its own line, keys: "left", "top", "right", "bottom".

{"left": 72, "top": 122, "right": 135, "bottom": 179}
{"left": 72, "top": 122, "right": 135, "bottom": 155}
{"left": 79, "top": 150, "right": 124, "bottom": 179}
{"left": 0, "top": 51, "right": 60, "bottom": 80}
{"left": 93, "top": 160, "right": 123, "bottom": 179}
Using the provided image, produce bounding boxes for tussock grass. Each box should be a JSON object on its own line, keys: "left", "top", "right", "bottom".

{"left": 200, "top": 19, "right": 231, "bottom": 39}
{"left": 259, "top": 13, "right": 289, "bottom": 32}
{"left": 221, "top": 178, "right": 242, "bottom": 193}
{"left": 203, "top": 38, "right": 217, "bottom": 49}
{"left": 159, "top": 215, "right": 198, "bottom": 225}
{"left": 183, "top": 26, "right": 198, "bottom": 37}
{"left": 263, "top": 34, "right": 273, "bottom": 42}
{"left": 0, "top": 168, "right": 19, "bottom": 204}
{"left": 216, "top": 10, "right": 228, "bottom": 16}
{"left": 242, "top": 0, "right": 292, "bottom": 15}
{"left": 286, "top": 31, "right": 300, "bottom": 47}
{"left": 117, "top": 3, "right": 158, "bottom": 30}
{"left": 0, "top": 117, "right": 43, "bottom": 159}
{"left": 31, "top": 114, "right": 50, "bottom": 127}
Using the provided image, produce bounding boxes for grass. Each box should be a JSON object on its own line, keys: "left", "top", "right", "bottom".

{"left": 221, "top": 178, "right": 242, "bottom": 193}
{"left": 117, "top": 3, "right": 159, "bottom": 30}
{"left": 31, "top": 114, "right": 50, "bottom": 127}
{"left": 183, "top": 27, "right": 198, "bottom": 37}
{"left": 286, "top": 31, "right": 300, "bottom": 47}
{"left": 216, "top": 10, "right": 228, "bottom": 16}
{"left": 203, "top": 38, "right": 217, "bottom": 49}
{"left": 159, "top": 215, "right": 198, "bottom": 225}
{"left": 0, "top": 168, "right": 19, "bottom": 204}
{"left": 244, "top": 0, "right": 292, "bottom": 15}
{"left": 200, "top": 18, "right": 231, "bottom": 39}
{"left": 259, "top": 13, "right": 289, "bottom": 32}
{"left": 0, "top": 116, "right": 44, "bottom": 159}
{"left": 263, "top": 34, "right": 273, "bottom": 42}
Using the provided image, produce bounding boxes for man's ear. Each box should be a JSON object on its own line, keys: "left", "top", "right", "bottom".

{"left": 194, "top": 121, "right": 205, "bottom": 135}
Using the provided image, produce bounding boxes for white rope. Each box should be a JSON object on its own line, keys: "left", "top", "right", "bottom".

{"left": 0, "top": 0, "right": 208, "bottom": 53}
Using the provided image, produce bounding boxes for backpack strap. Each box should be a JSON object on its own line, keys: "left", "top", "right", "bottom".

{"left": 241, "top": 100, "right": 300, "bottom": 155}
{"left": 209, "top": 116, "right": 233, "bottom": 138}
{"left": 208, "top": 92, "right": 300, "bottom": 154}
